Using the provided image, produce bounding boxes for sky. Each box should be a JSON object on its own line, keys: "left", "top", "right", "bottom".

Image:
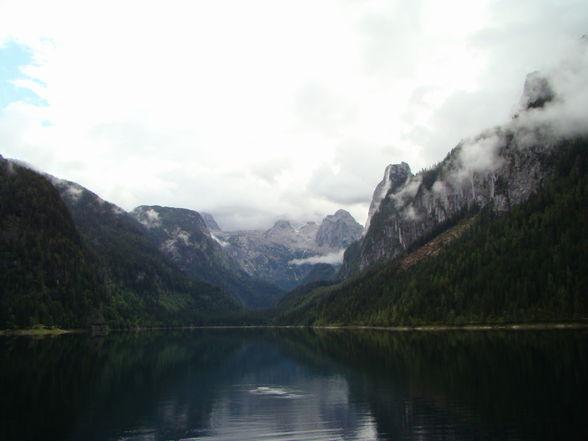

{"left": 1, "top": 0, "right": 587, "bottom": 230}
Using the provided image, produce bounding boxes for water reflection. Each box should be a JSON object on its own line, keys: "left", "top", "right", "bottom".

{"left": 205, "top": 342, "right": 376, "bottom": 440}
{"left": 0, "top": 328, "right": 587, "bottom": 441}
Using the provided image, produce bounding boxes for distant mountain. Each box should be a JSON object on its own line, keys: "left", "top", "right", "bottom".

{"left": 316, "top": 209, "right": 364, "bottom": 249}
{"left": 216, "top": 210, "right": 363, "bottom": 291}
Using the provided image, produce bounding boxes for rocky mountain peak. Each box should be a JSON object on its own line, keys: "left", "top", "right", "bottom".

{"left": 263, "top": 220, "right": 295, "bottom": 243}
{"left": 365, "top": 162, "right": 412, "bottom": 231}
{"left": 316, "top": 209, "right": 363, "bottom": 249}
{"left": 273, "top": 219, "right": 294, "bottom": 229}
{"left": 518, "top": 71, "right": 554, "bottom": 111}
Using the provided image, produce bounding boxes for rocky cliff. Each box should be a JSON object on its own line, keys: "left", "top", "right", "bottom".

{"left": 341, "top": 71, "right": 569, "bottom": 277}
{"left": 217, "top": 210, "right": 363, "bottom": 290}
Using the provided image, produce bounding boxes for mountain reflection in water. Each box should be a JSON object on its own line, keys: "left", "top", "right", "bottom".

{"left": 0, "top": 328, "right": 587, "bottom": 441}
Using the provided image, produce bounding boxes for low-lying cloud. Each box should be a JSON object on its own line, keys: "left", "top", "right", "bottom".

{"left": 289, "top": 249, "right": 345, "bottom": 266}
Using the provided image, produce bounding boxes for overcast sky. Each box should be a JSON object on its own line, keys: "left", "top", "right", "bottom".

{"left": 1, "top": 0, "right": 587, "bottom": 230}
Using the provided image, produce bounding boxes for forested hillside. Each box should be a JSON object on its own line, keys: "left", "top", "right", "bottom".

{"left": 272, "top": 139, "right": 588, "bottom": 326}
{"left": 0, "top": 160, "right": 241, "bottom": 329}
{"left": 56, "top": 182, "right": 241, "bottom": 327}
{"left": 0, "top": 158, "right": 101, "bottom": 328}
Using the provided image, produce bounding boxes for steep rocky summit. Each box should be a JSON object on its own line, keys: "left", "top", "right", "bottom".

{"left": 341, "top": 71, "right": 564, "bottom": 277}
{"left": 315, "top": 209, "right": 364, "bottom": 249}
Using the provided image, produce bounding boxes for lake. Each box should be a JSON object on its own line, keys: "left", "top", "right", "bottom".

{"left": 0, "top": 328, "right": 587, "bottom": 441}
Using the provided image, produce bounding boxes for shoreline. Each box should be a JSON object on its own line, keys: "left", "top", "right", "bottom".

{"left": 334, "top": 323, "right": 588, "bottom": 332}
{"left": 0, "top": 328, "right": 84, "bottom": 336}
{"left": 2, "top": 322, "right": 588, "bottom": 336}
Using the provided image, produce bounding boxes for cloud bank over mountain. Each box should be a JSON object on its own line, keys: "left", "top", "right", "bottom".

{"left": 1, "top": 0, "right": 587, "bottom": 230}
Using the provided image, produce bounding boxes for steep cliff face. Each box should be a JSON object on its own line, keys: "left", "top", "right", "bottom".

{"left": 341, "top": 72, "right": 564, "bottom": 277}
{"left": 364, "top": 162, "right": 412, "bottom": 232}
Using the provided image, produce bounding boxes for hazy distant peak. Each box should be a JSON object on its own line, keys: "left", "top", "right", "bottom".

{"left": 316, "top": 209, "right": 363, "bottom": 249}
{"left": 518, "top": 71, "right": 555, "bottom": 112}
{"left": 269, "top": 220, "right": 294, "bottom": 231}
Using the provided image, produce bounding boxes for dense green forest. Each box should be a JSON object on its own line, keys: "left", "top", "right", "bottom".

{"left": 57, "top": 184, "right": 240, "bottom": 328}
{"left": 272, "top": 139, "right": 588, "bottom": 326}
{"left": 0, "top": 159, "right": 240, "bottom": 329}
{"left": 0, "top": 159, "right": 101, "bottom": 328}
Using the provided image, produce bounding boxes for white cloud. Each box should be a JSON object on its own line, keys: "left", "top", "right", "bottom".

{"left": 289, "top": 250, "right": 345, "bottom": 266}
{"left": 1, "top": 0, "right": 587, "bottom": 229}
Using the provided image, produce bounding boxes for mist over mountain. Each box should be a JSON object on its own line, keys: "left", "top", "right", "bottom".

{"left": 341, "top": 50, "right": 588, "bottom": 278}
{"left": 275, "top": 50, "right": 588, "bottom": 326}
{"left": 215, "top": 210, "right": 363, "bottom": 291}
{"left": 2, "top": 39, "right": 587, "bottom": 329}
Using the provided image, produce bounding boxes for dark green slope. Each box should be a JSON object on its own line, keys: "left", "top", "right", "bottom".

{"left": 300, "top": 263, "right": 336, "bottom": 285}
{"left": 0, "top": 159, "right": 240, "bottom": 330}
{"left": 0, "top": 158, "right": 101, "bottom": 328}
{"left": 52, "top": 181, "right": 241, "bottom": 327}
{"left": 273, "top": 139, "right": 588, "bottom": 326}
{"left": 131, "top": 205, "right": 284, "bottom": 309}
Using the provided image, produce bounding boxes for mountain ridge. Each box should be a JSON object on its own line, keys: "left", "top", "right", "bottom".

{"left": 130, "top": 205, "right": 284, "bottom": 309}
{"left": 340, "top": 71, "right": 562, "bottom": 278}
{"left": 215, "top": 210, "right": 363, "bottom": 290}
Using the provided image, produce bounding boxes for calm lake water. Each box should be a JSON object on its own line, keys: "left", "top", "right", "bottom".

{"left": 1, "top": 328, "right": 587, "bottom": 441}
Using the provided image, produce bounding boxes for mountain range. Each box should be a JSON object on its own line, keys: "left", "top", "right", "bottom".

{"left": 1, "top": 58, "right": 587, "bottom": 329}
{"left": 214, "top": 209, "right": 363, "bottom": 290}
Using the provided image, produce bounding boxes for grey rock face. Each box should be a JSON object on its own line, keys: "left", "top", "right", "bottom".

{"left": 342, "top": 76, "right": 561, "bottom": 277}
{"left": 365, "top": 162, "right": 412, "bottom": 231}
{"left": 315, "top": 209, "right": 364, "bottom": 249}
{"left": 217, "top": 211, "right": 363, "bottom": 290}
{"left": 216, "top": 228, "right": 315, "bottom": 291}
